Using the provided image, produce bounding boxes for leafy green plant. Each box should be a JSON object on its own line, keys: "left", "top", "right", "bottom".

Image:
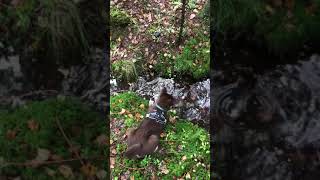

{"left": 155, "top": 31, "right": 210, "bottom": 80}
{"left": 0, "top": 97, "right": 107, "bottom": 179}
{"left": 4, "top": 0, "right": 90, "bottom": 64}
{"left": 111, "top": 60, "right": 138, "bottom": 84}
{"left": 110, "top": 92, "right": 210, "bottom": 179}
{"left": 110, "top": 7, "right": 133, "bottom": 27}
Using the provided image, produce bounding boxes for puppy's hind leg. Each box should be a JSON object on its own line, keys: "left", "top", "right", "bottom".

{"left": 142, "top": 135, "right": 160, "bottom": 155}
{"left": 124, "top": 143, "right": 142, "bottom": 159}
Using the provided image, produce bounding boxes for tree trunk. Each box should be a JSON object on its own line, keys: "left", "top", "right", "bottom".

{"left": 176, "top": 0, "right": 187, "bottom": 46}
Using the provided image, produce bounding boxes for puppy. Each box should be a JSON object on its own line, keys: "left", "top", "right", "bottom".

{"left": 124, "top": 87, "right": 175, "bottom": 159}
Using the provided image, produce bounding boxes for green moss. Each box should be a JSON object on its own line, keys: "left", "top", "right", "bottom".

{"left": 111, "top": 92, "right": 210, "bottom": 179}
{"left": 0, "top": 97, "right": 107, "bottom": 179}
{"left": 110, "top": 7, "right": 133, "bottom": 27}
{"left": 111, "top": 60, "right": 138, "bottom": 84}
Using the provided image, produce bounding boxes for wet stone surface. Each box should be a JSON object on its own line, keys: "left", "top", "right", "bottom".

{"left": 128, "top": 77, "right": 210, "bottom": 127}
{"left": 214, "top": 54, "right": 320, "bottom": 180}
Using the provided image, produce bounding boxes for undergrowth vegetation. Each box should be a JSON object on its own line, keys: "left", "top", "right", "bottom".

{"left": 0, "top": 97, "right": 107, "bottom": 179}
{"left": 155, "top": 30, "right": 210, "bottom": 80}
{"left": 213, "top": 0, "right": 320, "bottom": 55}
{"left": 111, "top": 59, "right": 138, "bottom": 84}
{"left": 0, "top": 0, "right": 105, "bottom": 64}
{"left": 110, "top": 92, "right": 210, "bottom": 179}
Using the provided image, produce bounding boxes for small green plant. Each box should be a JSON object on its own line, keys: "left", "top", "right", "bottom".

{"left": 110, "top": 92, "right": 210, "bottom": 179}
{"left": 110, "top": 7, "right": 133, "bottom": 27}
{"left": 111, "top": 60, "right": 138, "bottom": 84}
{"left": 155, "top": 31, "right": 210, "bottom": 80}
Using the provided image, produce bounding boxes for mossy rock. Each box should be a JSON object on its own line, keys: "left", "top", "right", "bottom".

{"left": 110, "top": 92, "right": 210, "bottom": 179}
{"left": 0, "top": 97, "right": 107, "bottom": 179}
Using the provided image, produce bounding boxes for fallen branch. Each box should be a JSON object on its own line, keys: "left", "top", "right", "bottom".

{"left": 55, "top": 116, "right": 85, "bottom": 166}
{"left": 1, "top": 156, "right": 106, "bottom": 168}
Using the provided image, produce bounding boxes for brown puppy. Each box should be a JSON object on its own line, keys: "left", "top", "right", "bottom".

{"left": 124, "top": 87, "right": 175, "bottom": 159}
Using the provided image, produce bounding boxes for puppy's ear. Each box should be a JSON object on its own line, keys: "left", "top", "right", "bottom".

{"left": 160, "top": 87, "right": 167, "bottom": 94}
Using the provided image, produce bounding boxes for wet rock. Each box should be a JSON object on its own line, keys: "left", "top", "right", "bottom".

{"left": 129, "top": 77, "right": 210, "bottom": 126}
{"left": 214, "top": 54, "right": 320, "bottom": 180}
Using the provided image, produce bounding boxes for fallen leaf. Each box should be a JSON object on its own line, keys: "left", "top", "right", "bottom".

{"left": 80, "top": 163, "right": 97, "bottom": 177}
{"left": 181, "top": 155, "right": 187, "bottom": 161}
{"left": 130, "top": 176, "right": 135, "bottom": 180}
{"left": 6, "top": 129, "right": 17, "bottom": 140}
{"left": 58, "top": 165, "right": 74, "bottom": 179}
{"left": 148, "top": 13, "right": 152, "bottom": 22}
{"left": 27, "top": 119, "right": 39, "bottom": 131}
{"left": 110, "top": 139, "right": 114, "bottom": 145}
{"left": 139, "top": 104, "right": 145, "bottom": 109}
{"left": 160, "top": 165, "right": 169, "bottom": 174}
{"left": 30, "top": 148, "right": 51, "bottom": 167}
{"left": 111, "top": 148, "right": 117, "bottom": 155}
{"left": 128, "top": 114, "right": 133, "bottom": 118}
{"left": 118, "top": 99, "right": 123, "bottom": 103}
{"left": 110, "top": 158, "right": 115, "bottom": 169}
{"left": 119, "top": 108, "right": 126, "bottom": 115}
{"left": 189, "top": 14, "right": 196, "bottom": 19}
{"left": 186, "top": 172, "right": 191, "bottom": 179}
{"left": 160, "top": 133, "right": 166, "bottom": 138}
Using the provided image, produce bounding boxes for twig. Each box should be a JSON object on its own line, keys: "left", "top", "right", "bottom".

{"left": 2, "top": 156, "right": 106, "bottom": 168}
{"left": 55, "top": 116, "right": 85, "bottom": 166}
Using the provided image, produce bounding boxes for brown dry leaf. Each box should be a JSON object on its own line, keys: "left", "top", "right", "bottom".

{"left": 110, "top": 158, "right": 115, "bottom": 169}
{"left": 160, "top": 133, "right": 166, "bottom": 138}
{"left": 130, "top": 176, "right": 135, "bottom": 180}
{"left": 95, "top": 134, "right": 108, "bottom": 146}
{"left": 186, "top": 172, "right": 191, "bottom": 179}
{"left": 110, "top": 139, "right": 114, "bottom": 145}
{"left": 27, "top": 119, "right": 39, "bottom": 131}
{"left": 111, "top": 148, "right": 117, "bottom": 155}
{"left": 119, "top": 108, "right": 126, "bottom": 115}
{"left": 128, "top": 114, "right": 133, "bottom": 118}
{"left": 34, "top": 148, "right": 51, "bottom": 162}
{"left": 148, "top": 13, "right": 152, "bottom": 22}
{"left": 181, "top": 155, "right": 187, "bottom": 161}
{"left": 139, "top": 104, "right": 145, "bottom": 109}
{"left": 80, "top": 163, "right": 97, "bottom": 177}
{"left": 160, "top": 165, "right": 169, "bottom": 174}
{"left": 58, "top": 165, "right": 74, "bottom": 179}
{"left": 6, "top": 129, "right": 17, "bottom": 140}
{"left": 169, "top": 115, "right": 177, "bottom": 123}
{"left": 189, "top": 14, "right": 196, "bottom": 19}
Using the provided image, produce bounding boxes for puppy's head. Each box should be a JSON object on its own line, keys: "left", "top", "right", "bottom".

{"left": 157, "top": 87, "right": 176, "bottom": 109}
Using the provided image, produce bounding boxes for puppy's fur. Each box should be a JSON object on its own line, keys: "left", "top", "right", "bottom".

{"left": 124, "top": 88, "right": 175, "bottom": 159}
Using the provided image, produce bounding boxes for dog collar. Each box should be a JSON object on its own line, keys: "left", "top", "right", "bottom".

{"left": 146, "top": 104, "right": 167, "bottom": 125}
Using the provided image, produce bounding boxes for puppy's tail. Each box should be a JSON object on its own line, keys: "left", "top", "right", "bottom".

{"left": 124, "top": 143, "right": 142, "bottom": 159}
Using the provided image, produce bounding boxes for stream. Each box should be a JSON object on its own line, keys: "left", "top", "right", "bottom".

{"left": 214, "top": 54, "right": 320, "bottom": 180}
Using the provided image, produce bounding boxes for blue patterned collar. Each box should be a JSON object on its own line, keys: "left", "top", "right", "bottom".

{"left": 146, "top": 104, "right": 167, "bottom": 125}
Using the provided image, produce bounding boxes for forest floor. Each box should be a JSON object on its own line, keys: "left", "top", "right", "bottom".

{"left": 111, "top": 0, "right": 209, "bottom": 80}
